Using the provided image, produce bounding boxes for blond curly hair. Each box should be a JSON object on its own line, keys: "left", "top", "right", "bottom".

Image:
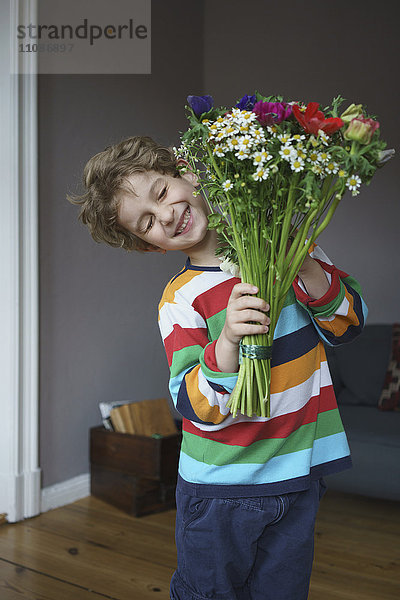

{"left": 67, "top": 136, "right": 179, "bottom": 252}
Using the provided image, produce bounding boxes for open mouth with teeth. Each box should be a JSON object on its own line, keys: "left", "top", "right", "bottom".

{"left": 175, "top": 207, "right": 192, "bottom": 236}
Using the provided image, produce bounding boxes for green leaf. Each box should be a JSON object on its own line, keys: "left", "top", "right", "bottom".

{"left": 207, "top": 213, "right": 224, "bottom": 228}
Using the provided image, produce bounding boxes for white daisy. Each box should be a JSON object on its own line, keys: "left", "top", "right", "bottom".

{"left": 222, "top": 179, "right": 234, "bottom": 191}
{"left": 238, "top": 110, "right": 257, "bottom": 124}
{"left": 325, "top": 161, "right": 339, "bottom": 175}
{"left": 231, "top": 108, "right": 242, "bottom": 118}
{"left": 225, "top": 125, "right": 237, "bottom": 136}
{"left": 297, "top": 149, "right": 307, "bottom": 160}
{"left": 172, "top": 143, "right": 188, "bottom": 158}
{"left": 261, "top": 149, "right": 271, "bottom": 161}
{"left": 307, "top": 151, "right": 319, "bottom": 164}
{"left": 278, "top": 133, "right": 292, "bottom": 144}
{"left": 279, "top": 144, "right": 296, "bottom": 161}
{"left": 292, "top": 134, "right": 306, "bottom": 142}
{"left": 317, "top": 151, "right": 330, "bottom": 164}
{"left": 252, "top": 150, "right": 270, "bottom": 166}
{"left": 290, "top": 157, "right": 305, "bottom": 172}
{"left": 338, "top": 169, "right": 347, "bottom": 178}
{"left": 346, "top": 174, "right": 361, "bottom": 195}
{"left": 235, "top": 148, "right": 251, "bottom": 160}
{"left": 251, "top": 127, "right": 266, "bottom": 142}
{"left": 253, "top": 167, "right": 270, "bottom": 181}
{"left": 213, "top": 144, "right": 226, "bottom": 157}
{"left": 238, "top": 135, "right": 253, "bottom": 150}
{"left": 227, "top": 137, "right": 241, "bottom": 151}
{"left": 252, "top": 154, "right": 264, "bottom": 166}
{"left": 216, "top": 130, "right": 227, "bottom": 141}
{"left": 318, "top": 129, "right": 330, "bottom": 145}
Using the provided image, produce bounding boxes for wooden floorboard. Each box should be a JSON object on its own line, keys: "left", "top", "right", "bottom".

{"left": 310, "top": 492, "right": 400, "bottom": 600}
{"left": 0, "top": 559, "right": 116, "bottom": 600}
{"left": 0, "top": 490, "right": 399, "bottom": 599}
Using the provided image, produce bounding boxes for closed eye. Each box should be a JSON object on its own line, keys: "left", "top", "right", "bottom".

{"left": 144, "top": 217, "right": 153, "bottom": 233}
{"left": 143, "top": 185, "right": 168, "bottom": 233}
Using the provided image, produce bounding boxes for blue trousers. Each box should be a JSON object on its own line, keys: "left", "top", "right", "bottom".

{"left": 170, "top": 477, "right": 327, "bottom": 600}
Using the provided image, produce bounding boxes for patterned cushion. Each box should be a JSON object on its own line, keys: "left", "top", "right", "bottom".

{"left": 378, "top": 323, "right": 400, "bottom": 411}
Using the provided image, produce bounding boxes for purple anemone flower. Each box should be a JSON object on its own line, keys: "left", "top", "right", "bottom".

{"left": 187, "top": 95, "right": 214, "bottom": 117}
{"left": 253, "top": 101, "right": 293, "bottom": 126}
{"left": 236, "top": 94, "right": 256, "bottom": 110}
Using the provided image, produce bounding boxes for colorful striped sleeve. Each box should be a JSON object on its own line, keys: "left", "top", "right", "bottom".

{"left": 292, "top": 243, "right": 368, "bottom": 346}
{"left": 158, "top": 281, "right": 237, "bottom": 426}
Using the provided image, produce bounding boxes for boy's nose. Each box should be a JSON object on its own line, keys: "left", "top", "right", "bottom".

{"left": 158, "top": 205, "right": 174, "bottom": 226}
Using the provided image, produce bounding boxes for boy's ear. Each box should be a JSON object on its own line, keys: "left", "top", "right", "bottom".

{"left": 176, "top": 158, "right": 199, "bottom": 187}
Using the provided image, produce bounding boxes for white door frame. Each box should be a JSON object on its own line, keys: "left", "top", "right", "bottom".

{"left": 0, "top": 0, "right": 41, "bottom": 522}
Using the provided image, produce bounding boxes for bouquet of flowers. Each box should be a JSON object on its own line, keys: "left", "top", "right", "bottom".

{"left": 175, "top": 92, "right": 393, "bottom": 418}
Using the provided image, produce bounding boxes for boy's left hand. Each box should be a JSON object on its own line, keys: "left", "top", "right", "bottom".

{"left": 298, "top": 256, "right": 330, "bottom": 299}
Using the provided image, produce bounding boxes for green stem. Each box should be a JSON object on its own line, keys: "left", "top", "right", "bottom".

{"left": 350, "top": 141, "right": 358, "bottom": 156}
{"left": 227, "top": 364, "right": 245, "bottom": 418}
{"left": 275, "top": 175, "right": 300, "bottom": 276}
{"left": 281, "top": 206, "right": 319, "bottom": 291}
{"left": 310, "top": 190, "right": 343, "bottom": 242}
{"left": 254, "top": 360, "right": 266, "bottom": 417}
{"left": 282, "top": 183, "right": 345, "bottom": 292}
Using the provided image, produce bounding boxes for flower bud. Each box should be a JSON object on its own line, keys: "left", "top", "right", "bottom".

{"left": 377, "top": 149, "right": 395, "bottom": 166}
{"left": 344, "top": 116, "right": 380, "bottom": 145}
{"left": 340, "top": 103, "right": 363, "bottom": 123}
{"left": 219, "top": 257, "right": 241, "bottom": 278}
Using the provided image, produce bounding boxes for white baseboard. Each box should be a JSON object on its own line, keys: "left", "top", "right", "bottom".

{"left": 41, "top": 473, "right": 90, "bottom": 513}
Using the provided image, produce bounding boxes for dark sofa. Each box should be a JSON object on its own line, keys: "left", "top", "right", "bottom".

{"left": 323, "top": 324, "right": 400, "bottom": 501}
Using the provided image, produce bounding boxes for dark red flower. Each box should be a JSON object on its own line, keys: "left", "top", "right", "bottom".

{"left": 292, "top": 102, "right": 344, "bottom": 136}
{"left": 253, "top": 101, "right": 292, "bottom": 126}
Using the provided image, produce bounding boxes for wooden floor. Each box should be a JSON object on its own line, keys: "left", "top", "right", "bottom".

{"left": 0, "top": 490, "right": 399, "bottom": 599}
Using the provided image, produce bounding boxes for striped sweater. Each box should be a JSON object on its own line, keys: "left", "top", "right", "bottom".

{"left": 158, "top": 244, "right": 368, "bottom": 497}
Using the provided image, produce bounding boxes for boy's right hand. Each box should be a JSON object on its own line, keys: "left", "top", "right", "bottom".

{"left": 215, "top": 284, "right": 270, "bottom": 373}
{"left": 223, "top": 283, "right": 270, "bottom": 346}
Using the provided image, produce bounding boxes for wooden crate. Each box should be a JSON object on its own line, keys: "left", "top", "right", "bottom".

{"left": 90, "top": 426, "right": 181, "bottom": 517}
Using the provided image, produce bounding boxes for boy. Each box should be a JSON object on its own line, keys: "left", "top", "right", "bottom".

{"left": 69, "top": 135, "right": 367, "bottom": 600}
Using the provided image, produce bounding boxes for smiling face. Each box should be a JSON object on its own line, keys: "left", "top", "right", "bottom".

{"left": 116, "top": 167, "right": 220, "bottom": 265}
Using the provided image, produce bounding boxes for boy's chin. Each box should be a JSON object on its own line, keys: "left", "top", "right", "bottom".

{"left": 143, "top": 244, "right": 166, "bottom": 254}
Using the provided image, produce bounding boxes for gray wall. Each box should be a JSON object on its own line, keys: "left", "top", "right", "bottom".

{"left": 204, "top": 0, "right": 400, "bottom": 323}
{"left": 40, "top": 0, "right": 399, "bottom": 487}
{"left": 39, "top": 0, "right": 204, "bottom": 487}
